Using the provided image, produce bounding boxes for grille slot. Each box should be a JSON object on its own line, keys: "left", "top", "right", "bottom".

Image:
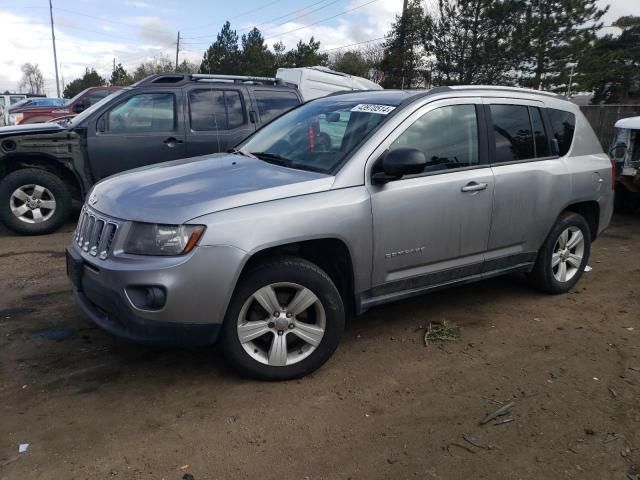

{"left": 74, "top": 208, "right": 119, "bottom": 260}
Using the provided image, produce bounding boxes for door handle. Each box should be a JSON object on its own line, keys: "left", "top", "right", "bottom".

{"left": 164, "top": 137, "right": 183, "bottom": 147}
{"left": 461, "top": 181, "right": 488, "bottom": 193}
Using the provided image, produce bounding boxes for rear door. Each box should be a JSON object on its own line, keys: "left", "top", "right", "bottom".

{"left": 185, "top": 87, "right": 254, "bottom": 156}
{"left": 483, "top": 99, "right": 570, "bottom": 270}
{"left": 86, "top": 89, "right": 186, "bottom": 180}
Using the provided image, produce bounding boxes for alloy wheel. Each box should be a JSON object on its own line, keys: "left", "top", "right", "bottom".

{"left": 237, "top": 282, "right": 326, "bottom": 367}
{"left": 10, "top": 184, "right": 57, "bottom": 224}
{"left": 551, "top": 226, "right": 585, "bottom": 282}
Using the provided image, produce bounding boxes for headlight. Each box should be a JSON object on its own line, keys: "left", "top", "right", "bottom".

{"left": 123, "top": 223, "right": 206, "bottom": 256}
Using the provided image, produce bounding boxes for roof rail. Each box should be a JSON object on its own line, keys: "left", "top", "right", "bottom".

{"left": 191, "top": 73, "right": 277, "bottom": 83}
{"left": 448, "top": 85, "right": 565, "bottom": 99}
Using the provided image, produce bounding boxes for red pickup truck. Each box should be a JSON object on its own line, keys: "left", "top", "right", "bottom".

{"left": 9, "top": 86, "right": 120, "bottom": 125}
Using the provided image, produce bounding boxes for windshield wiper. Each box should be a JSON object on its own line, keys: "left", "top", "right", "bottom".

{"left": 227, "top": 148, "right": 257, "bottom": 159}
{"left": 251, "top": 152, "right": 295, "bottom": 167}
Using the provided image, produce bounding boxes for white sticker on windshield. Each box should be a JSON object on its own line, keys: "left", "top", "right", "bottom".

{"left": 350, "top": 104, "right": 396, "bottom": 115}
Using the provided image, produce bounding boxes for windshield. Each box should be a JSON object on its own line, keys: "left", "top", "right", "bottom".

{"left": 238, "top": 98, "right": 395, "bottom": 173}
{"left": 69, "top": 89, "right": 127, "bottom": 127}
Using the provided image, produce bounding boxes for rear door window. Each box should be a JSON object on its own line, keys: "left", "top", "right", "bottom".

{"left": 490, "top": 105, "right": 535, "bottom": 162}
{"left": 547, "top": 108, "right": 576, "bottom": 156}
{"left": 188, "top": 89, "right": 246, "bottom": 131}
{"left": 254, "top": 91, "right": 300, "bottom": 124}
{"left": 530, "top": 107, "right": 550, "bottom": 157}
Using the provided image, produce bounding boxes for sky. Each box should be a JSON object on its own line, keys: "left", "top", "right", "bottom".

{"left": 0, "top": 0, "right": 636, "bottom": 95}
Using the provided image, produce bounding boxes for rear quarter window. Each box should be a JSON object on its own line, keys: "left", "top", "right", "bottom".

{"left": 547, "top": 108, "right": 576, "bottom": 156}
{"left": 254, "top": 90, "right": 300, "bottom": 124}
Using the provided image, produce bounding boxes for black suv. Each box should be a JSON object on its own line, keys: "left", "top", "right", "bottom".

{"left": 0, "top": 73, "right": 302, "bottom": 235}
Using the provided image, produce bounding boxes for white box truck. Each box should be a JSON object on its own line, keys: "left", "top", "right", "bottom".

{"left": 276, "top": 66, "right": 382, "bottom": 101}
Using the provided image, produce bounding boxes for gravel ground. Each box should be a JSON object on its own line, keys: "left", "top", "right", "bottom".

{"left": 1, "top": 213, "right": 639, "bottom": 480}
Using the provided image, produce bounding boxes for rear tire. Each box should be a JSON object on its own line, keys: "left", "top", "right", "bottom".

{"left": 529, "top": 212, "right": 591, "bottom": 294}
{"left": 0, "top": 169, "right": 71, "bottom": 235}
{"left": 221, "top": 257, "right": 345, "bottom": 381}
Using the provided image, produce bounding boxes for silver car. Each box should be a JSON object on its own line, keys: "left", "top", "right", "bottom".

{"left": 66, "top": 86, "right": 614, "bottom": 380}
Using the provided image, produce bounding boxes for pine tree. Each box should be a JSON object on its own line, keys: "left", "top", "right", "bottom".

{"left": 63, "top": 68, "right": 106, "bottom": 98}
{"left": 240, "top": 28, "right": 274, "bottom": 76}
{"left": 517, "top": 0, "right": 608, "bottom": 90}
{"left": 578, "top": 16, "right": 640, "bottom": 103}
{"left": 110, "top": 63, "right": 132, "bottom": 86}
{"left": 428, "top": 0, "right": 522, "bottom": 85}
{"left": 379, "top": 0, "right": 425, "bottom": 88}
{"left": 286, "top": 37, "right": 328, "bottom": 68}
{"left": 199, "top": 21, "right": 241, "bottom": 74}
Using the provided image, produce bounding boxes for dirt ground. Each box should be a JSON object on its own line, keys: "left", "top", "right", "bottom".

{"left": 1, "top": 213, "right": 639, "bottom": 480}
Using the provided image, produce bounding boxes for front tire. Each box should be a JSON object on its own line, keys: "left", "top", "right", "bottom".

{"left": 529, "top": 212, "right": 591, "bottom": 294}
{"left": 0, "top": 169, "right": 71, "bottom": 235}
{"left": 221, "top": 257, "right": 345, "bottom": 380}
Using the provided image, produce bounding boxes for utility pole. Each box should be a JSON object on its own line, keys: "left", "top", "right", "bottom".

{"left": 113, "top": 58, "right": 116, "bottom": 73}
{"left": 49, "top": 0, "right": 61, "bottom": 97}
{"left": 566, "top": 62, "right": 577, "bottom": 98}
{"left": 397, "top": 0, "right": 408, "bottom": 88}
{"left": 175, "top": 31, "right": 180, "bottom": 71}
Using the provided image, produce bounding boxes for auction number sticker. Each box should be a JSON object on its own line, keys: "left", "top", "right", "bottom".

{"left": 350, "top": 104, "right": 396, "bottom": 115}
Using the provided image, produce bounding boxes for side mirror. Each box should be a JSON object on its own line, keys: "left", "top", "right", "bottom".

{"left": 249, "top": 111, "right": 257, "bottom": 124}
{"left": 609, "top": 142, "right": 627, "bottom": 160}
{"left": 325, "top": 112, "right": 341, "bottom": 123}
{"left": 73, "top": 102, "right": 86, "bottom": 114}
{"left": 373, "top": 148, "right": 426, "bottom": 184}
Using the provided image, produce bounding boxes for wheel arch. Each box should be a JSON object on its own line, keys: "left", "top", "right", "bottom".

{"left": 564, "top": 200, "right": 600, "bottom": 241}
{"left": 0, "top": 154, "right": 84, "bottom": 201}
{"left": 236, "top": 237, "right": 357, "bottom": 314}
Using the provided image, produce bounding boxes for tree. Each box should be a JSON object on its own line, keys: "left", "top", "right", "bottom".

{"left": 63, "top": 68, "right": 106, "bottom": 98}
{"left": 329, "top": 50, "right": 372, "bottom": 78}
{"left": 285, "top": 37, "right": 328, "bottom": 68}
{"left": 199, "top": 21, "right": 241, "bottom": 74}
{"left": 379, "top": 0, "right": 426, "bottom": 88}
{"left": 131, "top": 54, "right": 175, "bottom": 82}
{"left": 517, "top": 0, "right": 608, "bottom": 90}
{"left": 110, "top": 63, "right": 132, "bottom": 86}
{"left": 176, "top": 59, "right": 199, "bottom": 73}
{"left": 578, "top": 16, "right": 640, "bottom": 103}
{"left": 19, "top": 63, "right": 45, "bottom": 95}
{"left": 427, "top": 0, "right": 522, "bottom": 86}
{"left": 272, "top": 41, "right": 291, "bottom": 70}
{"left": 240, "top": 28, "right": 274, "bottom": 76}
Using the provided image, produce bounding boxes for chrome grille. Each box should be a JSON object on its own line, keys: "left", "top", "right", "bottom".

{"left": 74, "top": 208, "right": 119, "bottom": 260}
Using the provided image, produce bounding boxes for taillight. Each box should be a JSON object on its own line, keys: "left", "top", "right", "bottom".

{"left": 610, "top": 158, "right": 617, "bottom": 190}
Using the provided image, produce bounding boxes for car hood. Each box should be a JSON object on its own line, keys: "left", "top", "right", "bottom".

{"left": 0, "top": 122, "right": 65, "bottom": 137}
{"left": 90, "top": 154, "right": 334, "bottom": 224}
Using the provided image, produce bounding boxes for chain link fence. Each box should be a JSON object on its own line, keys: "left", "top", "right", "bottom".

{"left": 580, "top": 105, "right": 640, "bottom": 150}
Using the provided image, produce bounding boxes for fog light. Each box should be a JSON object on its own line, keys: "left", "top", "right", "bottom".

{"left": 145, "top": 287, "right": 166, "bottom": 309}
{"left": 126, "top": 286, "right": 166, "bottom": 310}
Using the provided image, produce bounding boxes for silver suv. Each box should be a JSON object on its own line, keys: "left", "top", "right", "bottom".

{"left": 66, "top": 86, "right": 614, "bottom": 380}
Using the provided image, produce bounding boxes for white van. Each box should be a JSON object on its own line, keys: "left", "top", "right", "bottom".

{"left": 0, "top": 94, "right": 27, "bottom": 126}
{"left": 276, "top": 66, "right": 382, "bottom": 101}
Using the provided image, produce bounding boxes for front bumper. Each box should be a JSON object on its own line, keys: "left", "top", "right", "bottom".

{"left": 66, "top": 242, "right": 247, "bottom": 346}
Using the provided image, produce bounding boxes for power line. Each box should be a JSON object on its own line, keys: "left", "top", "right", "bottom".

{"left": 181, "top": 0, "right": 282, "bottom": 33}
{"left": 263, "top": 0, "right": 381, "bottom": 41}
{"left": 319, "top": 36, "right": 387, "bottom": 53}
{"left": 183, "top": 0, "right": 343, "bottom": 41}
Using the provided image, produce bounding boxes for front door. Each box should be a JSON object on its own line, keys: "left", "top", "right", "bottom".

{"left": 368, "top": 100, "right": 494, "bottom": 296}
{"left": 87, "top": 90, "right": 186, "bottom": 181}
